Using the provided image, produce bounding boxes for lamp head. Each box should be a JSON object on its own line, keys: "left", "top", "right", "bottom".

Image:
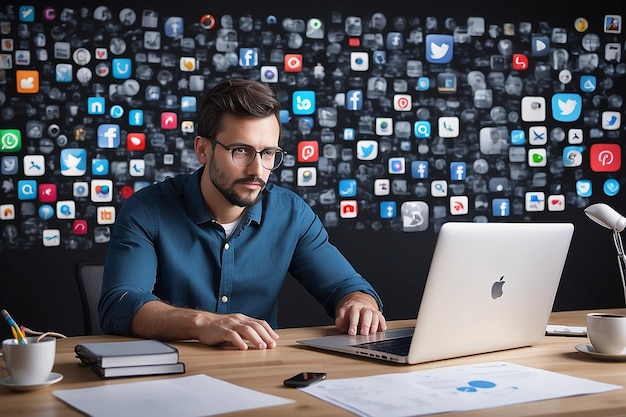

{"left": 584, "top": 203, "right": 626, "bottom": 232}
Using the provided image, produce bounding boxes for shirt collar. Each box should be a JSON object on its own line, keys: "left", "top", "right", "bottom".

{"left": 184, "top": 167, "right": 263, "bottom": 226}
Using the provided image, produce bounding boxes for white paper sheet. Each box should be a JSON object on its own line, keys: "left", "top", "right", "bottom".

{"left": 53, "top": 374, "right": 293, "bottom": 417}
{"left": 299, "top": 361, "right": 622, "bottom": 417}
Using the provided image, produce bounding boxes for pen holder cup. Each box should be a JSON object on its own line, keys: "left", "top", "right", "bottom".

{"left": 1, "top": 336, "right": 56, "bottom": 386}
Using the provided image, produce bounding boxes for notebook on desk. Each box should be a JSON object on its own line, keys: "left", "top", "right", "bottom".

{"left": 298, "top": 221, "right": 574, "bottom": 364}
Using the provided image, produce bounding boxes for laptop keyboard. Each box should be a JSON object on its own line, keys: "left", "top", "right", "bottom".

{"left": 354, "top": 336, "right": 413, "bottom": 356}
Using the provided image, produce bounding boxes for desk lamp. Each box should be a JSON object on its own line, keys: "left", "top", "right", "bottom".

{"left": 584, "top": 203, "right": 626, "bottom": 303}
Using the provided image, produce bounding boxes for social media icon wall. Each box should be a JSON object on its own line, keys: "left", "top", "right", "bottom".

{"left": 2, "top": 4, "right": 626, "bottom": 246}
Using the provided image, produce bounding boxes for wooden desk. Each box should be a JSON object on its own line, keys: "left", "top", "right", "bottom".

{"left": 2, "top": 309, "right": 626, "bottom": 417}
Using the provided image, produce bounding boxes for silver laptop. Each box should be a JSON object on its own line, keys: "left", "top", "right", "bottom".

{"left": 297, "top": 221, "right": 574, "bottom": 364}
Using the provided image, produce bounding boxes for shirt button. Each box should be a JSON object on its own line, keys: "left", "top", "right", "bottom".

{"left": 224, "top": 243, "right": 229, "bottom": 249}
{"left": 221, "top": 296, "right": 228, "bottom": 303}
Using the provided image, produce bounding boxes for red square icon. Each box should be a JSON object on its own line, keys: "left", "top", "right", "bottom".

{"left": 38, "top": 184, "right": 57, "bottom": 202}
{"left": 161, "top": 112, "right": 177, "bottom": 129}
{"left": 590, "top": 143, "right": 621, "bottom": 172}
{"left": 284, "top": 54, "right": 302, "bottom": 72}
{"left": 127, "top": 133, "right": 146, "bottom": 151}
{"left": 73, "top": 219, "right": 88, "bottom": 235}
{"left": 297, "top": 141, "right": 319, "bottom": 163}
{"left": 512, "top": 54, "right": 528, "bottom": 70}
{"left": 348, "top": 37, "right": 361, "bottom": 47}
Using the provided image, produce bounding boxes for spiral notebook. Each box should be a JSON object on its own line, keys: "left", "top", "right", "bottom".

{"left": 298, "top": 222, "right": 574, "bottom": 364}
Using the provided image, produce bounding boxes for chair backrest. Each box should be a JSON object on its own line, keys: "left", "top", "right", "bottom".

{"left": 75, "top": 263, "right": 105, "bottom": 335}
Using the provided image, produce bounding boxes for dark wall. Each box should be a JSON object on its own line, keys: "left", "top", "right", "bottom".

{"left": 1, "top": 0, "right": 625, "bottom": 336}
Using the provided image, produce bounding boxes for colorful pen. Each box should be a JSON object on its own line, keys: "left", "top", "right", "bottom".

{"left": 1, "top": 309, "right": 27, "bottom": 344}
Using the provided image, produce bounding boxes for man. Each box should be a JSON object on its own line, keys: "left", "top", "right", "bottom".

{"left": 99, "top": 79, "right": 386, "bottom": 350}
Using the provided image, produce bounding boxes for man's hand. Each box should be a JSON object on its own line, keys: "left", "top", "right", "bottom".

{"left": 131, "top": 302, "right": 279, "bottom": 350}
{"left": 334, "top": 292, "right": 387, "bottom": 336}
{"left": 196, "top": 313, "right": 280, "bottom": 350}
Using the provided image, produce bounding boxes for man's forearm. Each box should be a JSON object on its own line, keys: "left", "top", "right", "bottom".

{"left": 130, "top": 300, "right": 211, "bottom": 341}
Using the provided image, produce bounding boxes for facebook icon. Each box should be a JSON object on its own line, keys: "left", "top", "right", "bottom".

{"left": 450, "top": 162, "right": 466, "bottom": 180}
{"left": 239, "top": 48, "right": 258, "bottom": 67}
{"left": 386, "top": 32, "right": 403, "bottom": 49}
{"left": 411, "top": 161, "right": 429, "bottom": 179}
{"left": 346, "top": 90, "right": 363, "bottom": 111}
{"left": 492, "top": 198, "right": 510, "bottom": 217}
{"left": 97, "top": 124, "right": 121, "bottom": 148}
{"left": 129, "top": 110, "right": 144, "bottom": 126}
{"left": 380, "top": 201, "right": 396, "bottom": 219}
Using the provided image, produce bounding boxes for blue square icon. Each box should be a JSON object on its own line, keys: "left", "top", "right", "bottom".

{"left": 426, "top": 34, "right": 453, "bottom": 63}
{"left": 292, "top": 91, "right": 316, "bottom": 115}
{"left": 552, "top": 93, "right": 582, "bottom": 122}
{"left": 112, "top": 58, "right": 132, "bottom": 79}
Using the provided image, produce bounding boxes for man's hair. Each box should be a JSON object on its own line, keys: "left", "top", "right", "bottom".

{"left": 196, "top": 79, "right": 281, "bottom": 139}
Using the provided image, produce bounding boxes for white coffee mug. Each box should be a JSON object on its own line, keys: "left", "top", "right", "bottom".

{"left": 1, "top": 336, "right": 56, "bottom": 385}
{"left": 586, "top": 313, "right": 626, "bottom": 355}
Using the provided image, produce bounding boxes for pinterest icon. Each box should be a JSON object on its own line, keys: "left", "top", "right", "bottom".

{"left": 590, "top": 143, "right": 621, "bottom": 172}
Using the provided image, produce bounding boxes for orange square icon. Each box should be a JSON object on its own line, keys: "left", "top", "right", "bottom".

{"left": 16, "top": 69, "right": 39, "bottom": 93}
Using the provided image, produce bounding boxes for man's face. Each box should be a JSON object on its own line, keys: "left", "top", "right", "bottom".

{"left": 207, "top": 113, "right": 280, "bottom": 208}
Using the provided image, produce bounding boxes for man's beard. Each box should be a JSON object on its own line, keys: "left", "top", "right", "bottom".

{"left": 209, "top": 161, "right": 266, "bottom": 207}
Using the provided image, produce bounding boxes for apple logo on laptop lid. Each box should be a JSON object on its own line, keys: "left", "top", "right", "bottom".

{"left": 491, "top": 276, "right": 505, "bottom": 299}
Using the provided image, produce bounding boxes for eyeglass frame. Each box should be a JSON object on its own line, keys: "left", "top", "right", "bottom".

{"left": 203, "top": 137, "right": 287, "bottom": 171}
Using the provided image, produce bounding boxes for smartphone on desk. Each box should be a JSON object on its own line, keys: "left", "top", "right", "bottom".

{"left": 283, "top": 372, "right": 327, "bottom": 388}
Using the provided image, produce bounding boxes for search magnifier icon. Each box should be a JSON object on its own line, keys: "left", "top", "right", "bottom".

{"left": 414, "top": 121, "right": 431, "bottom": 138}
{"left": 22, "top": 184, "right": 34, "bottom": 195}
{"left": 17, "top": 180, "right": 37, "bottom": 200}
{"left": 432, "top": 181, "right": 447, "bottom": 196}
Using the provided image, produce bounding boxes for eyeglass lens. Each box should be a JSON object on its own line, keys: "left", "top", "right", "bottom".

{"left": 231, "top": 145, "right": 284, "bottom": 170}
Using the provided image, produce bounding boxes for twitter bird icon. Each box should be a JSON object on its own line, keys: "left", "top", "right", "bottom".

{"left": 426, "top": 34, "right": 453, "bottom": 63}
{"left": 551, "top": 93, "right": 581, "bottom": 122}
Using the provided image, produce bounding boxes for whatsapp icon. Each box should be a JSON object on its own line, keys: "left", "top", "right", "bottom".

{"left": 0, "top": 129, "right": 21, "bottom": 152}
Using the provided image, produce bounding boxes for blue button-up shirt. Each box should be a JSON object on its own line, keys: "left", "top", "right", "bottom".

{"left": 99, "top": 167, "right": 383, "bottom": 334}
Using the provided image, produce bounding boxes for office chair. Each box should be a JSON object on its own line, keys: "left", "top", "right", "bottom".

{"left": 75, "top": 263, "right": 105, "bottom": 335}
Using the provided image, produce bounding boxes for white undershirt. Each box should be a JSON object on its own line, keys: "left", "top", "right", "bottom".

{"left": 219, "top": 218, "right": 241, "bottom": 239}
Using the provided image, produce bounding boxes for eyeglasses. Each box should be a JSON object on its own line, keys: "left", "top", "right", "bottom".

{"left": 206, "top": 138, "right": 287, "bottom": 171}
